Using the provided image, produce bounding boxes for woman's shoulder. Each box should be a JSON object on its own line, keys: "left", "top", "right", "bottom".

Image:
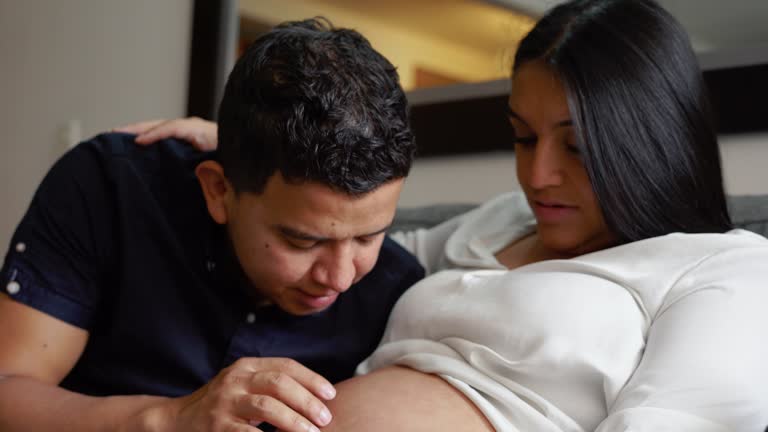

{"left": 664, "top": 229, "right": 768, "bottom": 279}
{"left": 646, "top": 228, "right": 768, "bottom": 256}
{"left": 584, "top": 228, "right": 768, "bottom": 262}
{"left": 564, "top": 229, "right": 768, "bottom": 316}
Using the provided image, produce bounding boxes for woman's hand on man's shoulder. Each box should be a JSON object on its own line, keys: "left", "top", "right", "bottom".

{"left": 112, "top": 117, "right": 218, "bottom": 152}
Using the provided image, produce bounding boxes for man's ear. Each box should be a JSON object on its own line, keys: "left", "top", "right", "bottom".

{"left": 195, "top": 160, "right": 233, "bottom": 225}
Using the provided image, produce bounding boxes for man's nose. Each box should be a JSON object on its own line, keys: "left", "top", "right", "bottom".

{"left": 311, "top": 244, "right": 356, "bottom": 293}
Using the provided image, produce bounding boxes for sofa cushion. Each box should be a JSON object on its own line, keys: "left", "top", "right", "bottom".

{"left": 729, "top": 195, "right": 768, "bottom": 237}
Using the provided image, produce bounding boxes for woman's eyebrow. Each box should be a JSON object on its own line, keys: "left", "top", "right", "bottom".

{"left": 506, "top": 107, "right": 528, "bottom": 125}
{"left": 508, "top": 107, "right": 572, "bottom": 128}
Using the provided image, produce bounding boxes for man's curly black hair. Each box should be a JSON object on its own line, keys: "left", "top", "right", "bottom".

{"left": 217, "top": 18, "right": 415, "bottom": 196}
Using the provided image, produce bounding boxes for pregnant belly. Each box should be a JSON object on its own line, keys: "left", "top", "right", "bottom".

{"left": 319, "top": 366, "right": 494, "bottom": 431}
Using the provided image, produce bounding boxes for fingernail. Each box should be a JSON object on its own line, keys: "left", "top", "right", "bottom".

{"left": 317, "top": 407, "right": 332, "bottom": 425}
{"left": 321, "top": 385, "right": 336, "bottom": 400}
{"left": 305, "top": 422, "right": 321, "bottom": 432}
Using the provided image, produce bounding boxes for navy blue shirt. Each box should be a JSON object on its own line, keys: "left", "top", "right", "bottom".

{"left": 0, "top": 133, "right": 424, "bottom": 397}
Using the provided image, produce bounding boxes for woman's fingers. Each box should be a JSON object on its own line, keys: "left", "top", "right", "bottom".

{"left": 129, "top": 117, "right": 218, "bottom": 151}
{"left": 111, "top": 119, "right": 166, "bottom": 135}
{"left": 111, "top": 117, "right": 219, "bottom": 152}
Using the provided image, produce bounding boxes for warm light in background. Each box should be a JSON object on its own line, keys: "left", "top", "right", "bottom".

{"left": 238, "top": 0, "right": 536, "bottom": 91}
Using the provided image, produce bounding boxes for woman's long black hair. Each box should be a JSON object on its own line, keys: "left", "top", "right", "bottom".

{"left": 514, "top": 0, "right": 732, "bottom": 242}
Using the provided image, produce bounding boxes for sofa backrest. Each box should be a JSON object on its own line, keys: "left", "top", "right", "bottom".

{"left": 728, "top": 195, "right": 768, "bottom": 237}
{"left": 392, "top": 195, "right": 768, "bottom": 238}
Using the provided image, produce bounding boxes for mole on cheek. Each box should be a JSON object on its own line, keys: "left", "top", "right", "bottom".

{"left": 264, "top": 243, "right": 270, "bottom": 249}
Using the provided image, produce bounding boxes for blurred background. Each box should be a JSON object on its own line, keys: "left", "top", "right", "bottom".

{"left": 1, "top": 0, "right": 767, "bottom": 247}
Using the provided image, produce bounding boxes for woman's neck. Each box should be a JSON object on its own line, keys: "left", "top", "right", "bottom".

{"left": 495, "top": 232, "right": 574, "bottom": 270}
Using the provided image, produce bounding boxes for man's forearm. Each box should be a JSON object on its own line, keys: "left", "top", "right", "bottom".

{"left": 0, "top": 375, "right": 170, "bottom": 432}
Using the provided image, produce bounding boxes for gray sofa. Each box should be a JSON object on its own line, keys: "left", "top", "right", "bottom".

{"left": 391, "top": 195, "right": 768, "bottom": 237}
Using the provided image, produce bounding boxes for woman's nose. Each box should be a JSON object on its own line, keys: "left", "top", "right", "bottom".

{"left": 528, "top": 140, "right": 564, "bottom": 189}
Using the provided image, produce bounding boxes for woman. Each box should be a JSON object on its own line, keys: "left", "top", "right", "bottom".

{"left": 121, "top": 0, "right": 768, "bottom": 430}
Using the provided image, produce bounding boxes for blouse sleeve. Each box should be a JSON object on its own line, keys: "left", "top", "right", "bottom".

{"left": 389, "top": 193, "right": 529, "bottom": 275}
{"left": 596, "top": 246, "right": 768, "bottom": 431}
{"left": 389, "top": 211, "right": 471, "bottom": 275}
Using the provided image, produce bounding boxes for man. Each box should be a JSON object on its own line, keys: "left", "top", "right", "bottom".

{"left": 0, "top": 19, "right": 423, "bottom": 432}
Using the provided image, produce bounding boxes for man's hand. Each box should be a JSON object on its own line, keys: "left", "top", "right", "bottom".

{"left": 148, "top": 357, "right": 336, "bottom": 432}
{"left": 113, "top": 117, "right": 218, "bottom": 152}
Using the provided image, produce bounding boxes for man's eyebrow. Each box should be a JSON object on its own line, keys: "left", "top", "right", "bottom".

{"left": 361, "top": 225, "right": 391, "bottom": 237}
{"left": 277, "top": 224, "right": 392, "bottom": 241}
{"left": 278, "top": 226, "right": 327, "bottom": 242}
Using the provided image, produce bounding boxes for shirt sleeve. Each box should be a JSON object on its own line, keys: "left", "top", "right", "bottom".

{"left": 0, "top": 142, "right": 114, "bottom": 329}
{"left": 596, "top": 246, "right": 768, "bottom": 431}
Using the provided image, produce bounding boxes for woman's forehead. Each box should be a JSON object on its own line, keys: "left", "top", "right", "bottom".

{"left": 509, "top": 62, "right": 571, "bottom": 125}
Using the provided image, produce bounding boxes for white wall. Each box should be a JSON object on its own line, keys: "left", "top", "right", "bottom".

{"left": 399, "top": 152, "right": 518, "bottom": 207}
{"left": 0, "top": 0, "right": 192, "bottom": 248}
{"left": 399, "top": 134, "right": 768, "bottom": 206}
{"left": 719, "top": 133, "right": 768, "bottom": 195}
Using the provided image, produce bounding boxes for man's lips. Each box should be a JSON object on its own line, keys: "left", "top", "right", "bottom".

{"left": 294, "top": 289, "right": 339, "bottom": 310}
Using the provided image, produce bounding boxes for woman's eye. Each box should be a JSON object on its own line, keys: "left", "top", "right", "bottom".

{"left": 509, "top": 124, "right": 536, "bottom": 147}
{"left": 566, "top": 143, "right": 581, "bottom": 155}
{"left": 514, "top": 136, "right": 537, "bottom": 146}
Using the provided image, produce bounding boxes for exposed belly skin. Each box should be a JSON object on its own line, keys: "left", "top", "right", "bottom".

{"left": 318, "top": 366, "right": 494, "bottom": 431}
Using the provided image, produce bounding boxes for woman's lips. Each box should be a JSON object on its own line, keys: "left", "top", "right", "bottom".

{"left": 533, "top": 200, "right": 578, "bottom": 223}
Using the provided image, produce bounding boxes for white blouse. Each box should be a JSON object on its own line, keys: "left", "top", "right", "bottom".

{"left": 361, "top": 193, "right": 768, "bottom": 431}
